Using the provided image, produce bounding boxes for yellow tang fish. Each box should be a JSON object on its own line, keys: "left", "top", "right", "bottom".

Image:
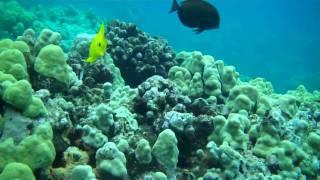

{"left": 86, "top": 22, "right": 107, "bottom": 63}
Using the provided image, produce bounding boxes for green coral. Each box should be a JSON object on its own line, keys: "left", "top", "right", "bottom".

{"left": 203, "top": 63, "right": 221, "bottom": 96}
{"left": 96, "top": 142, "right": 127, "bottom": 179}
{"left": 23, "top": 97, "right": 48, "bottom": 118}
{"left": 287, "top": 85, "right": 320, "bottom": 110}
{"left": 34, "top": 44, "right": 77, "bottom": 85}
{"left": 152, "top": 129, "right": 179, "bottom": 169}
{"left": 249, "top": 114, "right": 319, "bottom": 176}
{"left": 278, "top": 95, "right": 299, "bottom": 118}
{"left": 169, "top": 51, "right": 239, "bottom": 99}
{"left": 215, "top": 60, "right": 239, "bottom": 94}
{"left": 303, "top": 132, "right": 320, "bottom": 158}
{"left": 2, "top": 80, "right": 33, "bottom": 110}
{"left": 34, "top": 29, "right": 61, "bottom": 55}
{"left": 1, "top": 79, "right": 47, "bottom": 118}
{"left": 135, "top": 138, "right": 152, "bottom": 164}
{"left": 253, "top": 136, "right": 307, "bottom": 172}
{"left": 86, "top": 103, "right": 114, "bottom": 134}
{"left": 152, "top": 172, "right": 168, "bottom": 180}
{"left": 104, "top": 54, "right": 125, "bottom": 90}
{"left": 69, "top": 165, "right": 96, "bottom": 180}
{"left": 0, "top": 71, "right": 17, "bottom": 84}
{"left": 0, "top": 1, "right": 34, "bottom": 36}
{"left": 249, "top": 78, "right": 274, "bottom": 95}
{"left": 0, "top": 162, "right": 35, "bottom": 180}
{"left": 0, "top": 123, "right": 56, "bottom": 171}
{"left": 0, "top": 39, "right": 30, "bottom": 54}
{"left": 209, "top": 111, "right": 250, "bottom": 150}
{"left": 227, "top": 84, "right": 259, "bottom": 113}
{"left": 0, "top": 48, "right": 28, "bottom": 80}
{"left": 169, "top": 66, "right": 203, "bottom": 97}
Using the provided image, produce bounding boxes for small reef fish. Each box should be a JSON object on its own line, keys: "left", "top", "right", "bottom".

{"left": 86, "top": 22, "right": 107, "bottom": 63}
{"left": 170, "top": 0, "right": 220, "bottom": 34}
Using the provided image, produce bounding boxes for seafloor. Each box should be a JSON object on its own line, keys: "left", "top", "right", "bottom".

{"left": 0, "top": 1, "right": 319, "bottom": 180}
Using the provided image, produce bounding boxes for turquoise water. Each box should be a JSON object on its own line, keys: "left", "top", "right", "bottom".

{"left": 15, "top": 0, "right": 320, "bottom": 92}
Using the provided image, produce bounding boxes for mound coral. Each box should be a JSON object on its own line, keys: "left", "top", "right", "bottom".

{"left": 34, "top": 44, "right": 78, "bottom": 85}
{"left": 169, "top": 51, "right": 239, "bottom": 99}
{"left": 0, "top": 123, "right": 55, "bottom": 172}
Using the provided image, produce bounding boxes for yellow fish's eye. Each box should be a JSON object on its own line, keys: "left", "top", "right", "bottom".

{"left": 98, "top": 42, "right": 101, "bottom": 47}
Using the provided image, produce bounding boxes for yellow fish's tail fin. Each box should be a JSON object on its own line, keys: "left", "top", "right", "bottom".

{"left": 86, "top": 57, "right": 95, "bottom": 63}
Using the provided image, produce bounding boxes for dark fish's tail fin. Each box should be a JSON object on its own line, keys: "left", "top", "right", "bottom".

{"left": 169, "top": 0, "right": 179, "bottom": 13}
{"left": 193, "top": 28, "right": 205, "bottom": 34}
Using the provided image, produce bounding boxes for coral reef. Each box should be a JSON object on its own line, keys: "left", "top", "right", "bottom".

{"left": 107, "top": 20, "right": 176, "bottom": 87}
{"left": 0, "top": 1, "right": 34, "bottom": 38}
{"left": 0, "top": 2, "right": 319, "bottom": 179}
{"left": 169, "top": 51, "right": 239, "bottom": 100}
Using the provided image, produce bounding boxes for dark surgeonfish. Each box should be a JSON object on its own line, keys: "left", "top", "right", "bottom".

{"left": 170, "top": 0, "right": 220, "bottom": 34}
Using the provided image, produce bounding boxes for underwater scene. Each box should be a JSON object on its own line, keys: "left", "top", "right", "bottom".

{"left": 0, "top": 0, "right": 319, "bottom": 179}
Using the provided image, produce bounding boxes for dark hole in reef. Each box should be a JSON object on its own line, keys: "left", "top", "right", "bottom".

{"left": 27, "top": 123, "right": 34, "bottom": 131}
{"left": 250, "top": 138, "right": 257, "bottom": 147}
{"left": 0, "top": 100, "right": 5, "bottom": 114}
{"left": 68, "top": 128, "right": 97, "bottom": 168}
{"left": 51, "top": 151, "right": 65, "bottom": 168}
{"left": 194, "top": 118, "right": 214, "bottom": 141}
{"left": 88, "top": 151, "right": 96, "bottom": 168}
{"left": 34, "top": 168, "right": 49, "bottom": 180}
{"left": 177, "top": 135, "right": 196, "bottom": 168}
{"left": 293, "top": 159, "right": 301, "bottom": 166}
{"left": 98, "top": 172, "right": 124, "bottom": 180}
{"left": 239, "top": 160, "right": 244, "bottom": 174}
{"left": 268, "top": 163, "right": 280, "bottom": 174}
{"left": 126, "top": 151, "right": 156, "bottom": 178}
{"left": 68, "top": 126, "right": 83, "bottom": 145}
{"left": 134, "top": 98, "right": 148, "bottom": 115}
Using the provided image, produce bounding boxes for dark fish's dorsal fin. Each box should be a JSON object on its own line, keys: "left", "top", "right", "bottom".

{"left": 169, "top": 0, "right": 180, "bottom": 13}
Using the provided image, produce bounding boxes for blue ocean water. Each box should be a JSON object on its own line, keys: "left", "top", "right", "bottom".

{"left": 20, "top": 0, "right": 320, "bottom": 92}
